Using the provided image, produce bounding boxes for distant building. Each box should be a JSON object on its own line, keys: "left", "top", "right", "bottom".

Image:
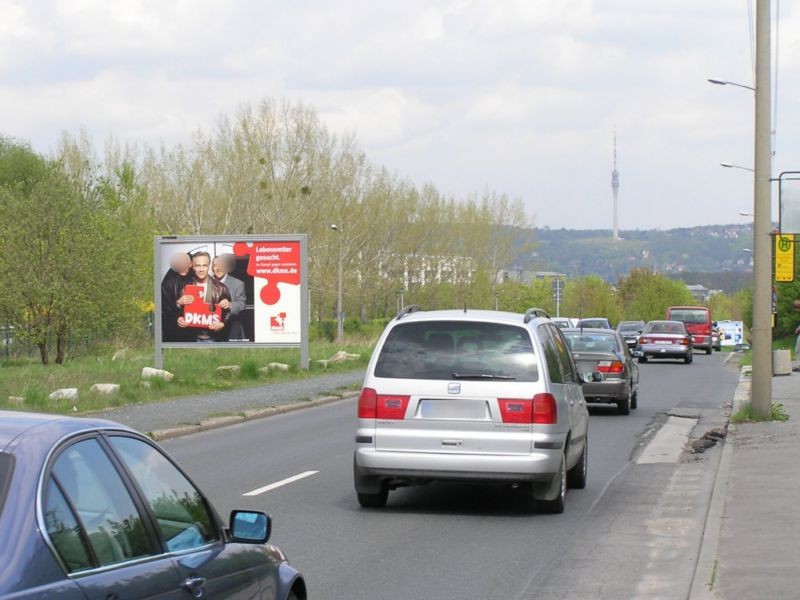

{"left": 686, "top": 284, "right": 710, "bottom": 302}
{"left": 497, "top": 269, "right": 566, "bottom": 285}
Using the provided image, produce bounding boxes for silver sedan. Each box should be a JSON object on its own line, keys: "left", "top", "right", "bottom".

{"left": 562, "top": 328, "right": 639, "bottom": 415}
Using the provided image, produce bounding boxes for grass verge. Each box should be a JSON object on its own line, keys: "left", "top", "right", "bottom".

{"left": 730, "top": 402, "right": 789, "bottom": 423}
{"left": 1, "top": 342, "right": 372, "bottom": 415}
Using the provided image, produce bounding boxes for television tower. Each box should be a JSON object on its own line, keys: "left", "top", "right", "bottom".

{"left": 611, "top": 130, "right": 620, "bottom": 241}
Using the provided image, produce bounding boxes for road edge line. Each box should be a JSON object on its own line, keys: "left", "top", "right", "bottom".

{"left": 688, "top": 367, "right": 749, "bottom": 599}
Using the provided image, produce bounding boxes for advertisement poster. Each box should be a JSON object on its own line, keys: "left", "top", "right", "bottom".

{"left": 155, "top": 236, "right": 307, "bottom": 347}
{"left": 716, "top": 320, "right": 744, "bottom": 347}
{"left": 234, "top": 240, "right": 302, "bottom": 344}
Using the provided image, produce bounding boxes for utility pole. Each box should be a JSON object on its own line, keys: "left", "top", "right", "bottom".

{"left": 751, "top": 0, "right": 772, "bottom": 417}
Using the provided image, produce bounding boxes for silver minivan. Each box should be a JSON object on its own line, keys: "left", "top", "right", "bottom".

{"left": 354, "top": 307, "right": 590, "bottom": 513}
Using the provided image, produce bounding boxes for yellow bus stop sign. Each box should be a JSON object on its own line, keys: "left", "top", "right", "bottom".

{"left": 775, "top": 234, "right": 795, "bottom": 282}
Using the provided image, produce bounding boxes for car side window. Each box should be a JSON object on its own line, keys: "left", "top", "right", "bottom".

{"left": 43, "top": 478, "right": 93, "bottom": 572}
{"left": 538, "top": 324, "right": 564, "bottom": 384}
{"left": 549, "top": 325, "right": 578, "bottom": 383}
{"left": 109, "top": 436, "right": 219, "bottom": 552}
{"left": 45, "top": 438, "right": 153, "bottom": 572}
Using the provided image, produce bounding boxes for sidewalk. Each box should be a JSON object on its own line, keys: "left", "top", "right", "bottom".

{"left": 691, "top": 366, "right": 800, "bottom": 599}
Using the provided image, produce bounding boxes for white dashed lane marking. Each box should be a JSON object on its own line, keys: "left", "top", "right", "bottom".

{"left": 243, "top": 470, "right": 319, "bottom": 496}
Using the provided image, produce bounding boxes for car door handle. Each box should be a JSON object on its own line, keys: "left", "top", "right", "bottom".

{"left": 182, "top": 576, "right": 207, "bottom": 598}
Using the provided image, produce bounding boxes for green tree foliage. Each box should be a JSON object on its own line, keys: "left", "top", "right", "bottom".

{"left": 496, "top": 279, "right": 556, "bottom": 314}
{"left": 707, "top": 292, "right": 744, "bottom": 323}
{"left": 0, "top": 137, "right": 152, "bottom": 364}
{"left": 1, "top": 99, "right": 536, "bottom": 357}
{"left": 616, "top": 269, "right": 694, "bottom": 322}
{"left": 561, "top": 275, "right": 621, "bottom": 324}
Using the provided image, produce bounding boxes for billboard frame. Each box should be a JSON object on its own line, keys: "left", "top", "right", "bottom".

{"left": 154, "top": 234, "right": 309, "bottom": 370}
{"left": 778, "top": 171, "right": 800, "bottom": 235}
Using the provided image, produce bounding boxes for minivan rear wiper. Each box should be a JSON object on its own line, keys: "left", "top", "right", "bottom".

{"left": 451, "top": 372, "right": 516, "bottom": 380}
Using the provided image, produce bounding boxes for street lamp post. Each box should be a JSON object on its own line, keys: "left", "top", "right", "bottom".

{"left": 707, "top": 78, "right": 756, "bottom": 91}
{"left": 721, "top": 162, "right": 755, "bottom": 172}
{"left": 709, "top": 4, "right": 772, "bottom": 417}
{"left": 751, "top": 0, "right": 773, "bottom": 418}
{"left": 330, "top": 224, "right": 344, "bottom": 345}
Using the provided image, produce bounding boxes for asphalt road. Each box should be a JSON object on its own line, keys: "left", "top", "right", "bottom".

{"left": 162, "top": 351, "right": 740, "bottom": 600}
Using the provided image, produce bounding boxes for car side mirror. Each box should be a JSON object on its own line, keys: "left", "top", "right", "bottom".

{"left": 230, "top": 510, "right": 271, "bottom": 544}
{"left": 632, "top": 350, "right": 644, "bottom": 358}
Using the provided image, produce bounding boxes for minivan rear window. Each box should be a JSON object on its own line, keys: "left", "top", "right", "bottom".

{"left": 374, "top": 321, "right": 539, "bottom": 381}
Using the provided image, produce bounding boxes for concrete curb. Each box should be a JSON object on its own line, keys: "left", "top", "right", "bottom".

{"left": 688, "top": 366, "right": 750, "bottom": 599}
{"left": 148, "top": 390, "right": 360, "bottom": 441}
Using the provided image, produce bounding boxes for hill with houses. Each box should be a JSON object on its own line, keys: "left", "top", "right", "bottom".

{"left": 508, "top": 223, "right": 754, "bottom": 294}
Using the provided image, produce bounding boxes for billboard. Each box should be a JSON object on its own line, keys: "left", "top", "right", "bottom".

{"left": 154, "top": 235, "right": 308, "bottom": 367}
{"left": 716, "top": 320, "right": 744, "bottom": 348}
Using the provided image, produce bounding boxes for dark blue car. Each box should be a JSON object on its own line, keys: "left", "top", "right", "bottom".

{"left": 0, "top": 410, "right": 306, "bottom": 599}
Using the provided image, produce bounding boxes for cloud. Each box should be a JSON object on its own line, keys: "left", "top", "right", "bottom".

{"left": 1, "top": 0, "right": 796, "bottom": 230}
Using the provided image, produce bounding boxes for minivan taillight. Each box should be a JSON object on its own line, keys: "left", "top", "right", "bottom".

{"left": 498, "top": 399, "right": 533, "bottom": 423}
{"left": 498, "top": 394, "right": 557, "bottom": 424}
{"left": 533, "top": 393, "right": 558, "bottom": 424}
{"left": 358, "top": 388, "right": 410, "bottom": 420}
{"left": 358, "top": 388, "right": 377, "bottom": 418}
{"left": 376, "top": 394, "right": 410, "bottom": 420}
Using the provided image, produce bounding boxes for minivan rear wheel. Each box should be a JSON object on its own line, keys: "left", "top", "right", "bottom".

{"left": 357, "top": 488, "right": 389, "bottom": 508}
{"left": 538, "top": 454, "right": 566, "bottom": 514}
{"left": 567, "top": 437, "right": 587, "bottom": 490}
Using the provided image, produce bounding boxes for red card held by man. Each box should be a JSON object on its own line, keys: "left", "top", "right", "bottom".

{"left": 182, "top": 284, "right": 222, "bottom": 329}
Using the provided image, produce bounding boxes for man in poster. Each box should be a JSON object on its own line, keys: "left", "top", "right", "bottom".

{"left": 212, "top": 253, "right": 248, "bottom": 341}
{"left": 177, "top": 251, "right": 232, "bottom": 342}
{"left": 161, "top": 251, "right": 194, "bottom": 342}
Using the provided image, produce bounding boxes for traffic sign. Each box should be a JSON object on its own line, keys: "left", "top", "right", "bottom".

{"left": 775, "top": 234, "right": 795, "bottom": 282}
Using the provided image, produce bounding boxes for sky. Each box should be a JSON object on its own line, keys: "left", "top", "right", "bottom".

{"left": 2, "top": 0, "right": 798, "bottom": 231}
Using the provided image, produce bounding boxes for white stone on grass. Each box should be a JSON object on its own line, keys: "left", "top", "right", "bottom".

{"left": 216, "top": 365, "right": 241, "bottom": 377}
{"left": 141, "top": 367, "right": 174, "bottom": 381}
{"left": 91, "top": 383, "right": 120, "bottom": 395}
{"left": 50, "top": 388, "right": 78, "bottom": 402}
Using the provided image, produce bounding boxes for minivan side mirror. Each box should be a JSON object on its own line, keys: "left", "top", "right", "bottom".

{"left": 229, "top": 510, "right": 271, "bottom": 544}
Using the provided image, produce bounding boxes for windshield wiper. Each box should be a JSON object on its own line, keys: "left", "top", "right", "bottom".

{"left": 451, "top": 372, "right": 516, "bottom": 380}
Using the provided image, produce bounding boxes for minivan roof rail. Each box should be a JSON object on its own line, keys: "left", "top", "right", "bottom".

{"left": 396, "top": 305, "right": 423, "bottom": 319}
{"left": 524, "top": 307, "right": 551, "bottom": 323}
